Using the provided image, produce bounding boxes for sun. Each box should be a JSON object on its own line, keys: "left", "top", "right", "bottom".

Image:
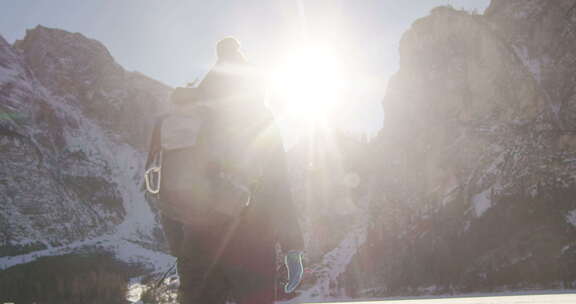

{"left": 269, "top": 45, "right": 345, "bottom": 123}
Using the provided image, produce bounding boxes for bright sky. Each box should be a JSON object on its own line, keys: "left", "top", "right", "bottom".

{"left": 0, "top": 0, "right": 490, "bottom": 135}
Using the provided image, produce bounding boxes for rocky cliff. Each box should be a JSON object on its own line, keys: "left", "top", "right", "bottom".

{"left": 351, "top": 0, "right": 576, "bottom": 295}
{"left": 0, "top": 26, "right": 171, "bottom": 266}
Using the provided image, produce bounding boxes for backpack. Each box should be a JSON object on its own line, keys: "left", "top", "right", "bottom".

{"left": 144, "top": 100, "right": 264, "bottom": 226}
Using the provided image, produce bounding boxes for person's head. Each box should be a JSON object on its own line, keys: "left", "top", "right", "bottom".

{"left": 216, "top": 37, "right": 246, "bottom": 63}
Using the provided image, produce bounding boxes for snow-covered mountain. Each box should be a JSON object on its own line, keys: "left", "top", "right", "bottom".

{"left": 3, "top": 0, "right": 576, "bottom": 300}
{"left": 349, "top": 0, "right": 576, "bottom": 296}
{"left": 0, "top": 25, "right": 367, "bottom": 301}
{"left": 0, "top": 26, "right": 171, "bottom": 268}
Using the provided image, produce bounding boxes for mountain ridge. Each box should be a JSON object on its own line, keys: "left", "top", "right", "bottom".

{"left": 0, "top": 25, "right": 172, "bottom": 269}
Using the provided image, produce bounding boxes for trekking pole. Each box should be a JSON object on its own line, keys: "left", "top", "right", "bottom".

{"left": 154, "top": 263, "right": 176, "bottom": 290}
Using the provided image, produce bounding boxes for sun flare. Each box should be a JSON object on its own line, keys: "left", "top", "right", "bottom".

{"left": 269, "top": 45, "right": 346, "bottom": 122}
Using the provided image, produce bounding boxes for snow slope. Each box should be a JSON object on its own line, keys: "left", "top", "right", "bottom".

{"left": 0, "top": 26, "right": 172, "bottom": 271}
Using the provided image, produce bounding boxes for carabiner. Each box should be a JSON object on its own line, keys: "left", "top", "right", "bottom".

{"left": 145, "top": 166, "right": 162, "bottom": 194}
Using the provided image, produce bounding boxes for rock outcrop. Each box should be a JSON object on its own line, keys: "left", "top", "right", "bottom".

{"left": 0, "top": 26, "right": 170, "bottom": 260}
{"left": 14, "top": 25, "right": 168, "bottom": 148}
{"left": 352, "top": 1, "right": 576, "bottom": 295}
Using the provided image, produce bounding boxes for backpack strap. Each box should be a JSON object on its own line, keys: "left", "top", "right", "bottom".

{"left": 145, "top": 115, "right": 167, "bottom": 169}
{"left": 145, "top": 115, "right": 168, "bottom": 195}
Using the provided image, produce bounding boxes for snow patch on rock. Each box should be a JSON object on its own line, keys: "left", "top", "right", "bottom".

{"left": 566, "top": 209, "right": 576, "bottom": 228}
{"left": 292, "top": 209, "right": 369, "bottom": 302}
{"left": 472, "top": 189, "right": 492, "bottom": 217}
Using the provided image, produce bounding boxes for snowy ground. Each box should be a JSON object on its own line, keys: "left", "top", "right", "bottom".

{"left": 304, "top": 292, "right": 576, "bottom": 304}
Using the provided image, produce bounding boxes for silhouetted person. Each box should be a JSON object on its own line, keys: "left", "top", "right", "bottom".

{"left": 148, "top": 37, "right": 304, "bottom": 304}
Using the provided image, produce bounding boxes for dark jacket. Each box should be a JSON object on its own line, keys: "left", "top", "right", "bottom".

{"left": 151, "top": 53, "right": 303, "bottom": 304}
{"left": 202, "top": 57, "right": 303, "bottom": 252}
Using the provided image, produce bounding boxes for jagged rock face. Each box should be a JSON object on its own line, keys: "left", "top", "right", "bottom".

{"left": 389, "top": 7, "right": 544, "bottom": 129}
{"left": 14, "top": 26, "right": 169, "bottom": 148}
{"left": 485, "top": 0, "right": 576, "bottom": 137}
{"left": 0, "top": 27, "right": 170, "bottom": 258}
{"left": 356, "top": 2, "right": 576, "bottom": 295}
